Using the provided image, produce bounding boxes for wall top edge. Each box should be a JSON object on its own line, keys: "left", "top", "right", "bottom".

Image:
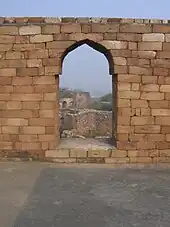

{"left": 0, "top": 17, "right": 170, "bottom": 25}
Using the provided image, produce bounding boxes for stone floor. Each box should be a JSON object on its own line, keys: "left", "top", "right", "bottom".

{"left": 1, "top": 162, "right": 170, "bottom": 226}
{"left": 58, "top": 137, "right": 114, "bottom": 149}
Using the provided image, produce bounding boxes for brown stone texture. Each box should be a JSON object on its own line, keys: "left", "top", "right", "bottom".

{"left": 1, "top": 17, "right": 170, "bottom": 163}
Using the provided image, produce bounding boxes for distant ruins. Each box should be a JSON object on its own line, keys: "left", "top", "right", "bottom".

{"left": 59, "top": 90, "right": 112, "bottom": 138}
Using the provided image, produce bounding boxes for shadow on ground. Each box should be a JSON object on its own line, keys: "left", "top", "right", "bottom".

{"left": 11, "top": 165, "right": 170, "bottom": 227}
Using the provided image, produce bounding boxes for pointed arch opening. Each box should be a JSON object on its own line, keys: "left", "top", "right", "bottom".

{"left": 60, "top": 39, "right": 114, "bottom": 75}
{"left": 58, "top": 39, "right": 117, "bottom": 149}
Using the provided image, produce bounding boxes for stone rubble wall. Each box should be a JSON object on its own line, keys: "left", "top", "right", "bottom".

{"left": 61, "top": 109, "right": 112, "bottom": 138}
{"left": 1, "top": 17, "right": 170, "bottom": 163}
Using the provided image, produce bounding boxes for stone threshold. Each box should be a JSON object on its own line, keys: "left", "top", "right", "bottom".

{"left": 44, "top": 148, "right": 170, "bottom": 164}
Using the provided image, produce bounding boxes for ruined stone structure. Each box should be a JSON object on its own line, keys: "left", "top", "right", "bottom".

{"left": 1, "top": 17, "right": 170, "bottom": 163}
{"left": 60, "top": 109, "right": 112, "bottom": 138}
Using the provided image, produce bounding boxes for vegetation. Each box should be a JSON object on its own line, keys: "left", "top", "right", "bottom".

{"left": 60, "top": 88, "right": 112, "bottom": 111}
{"left": 100, "top": 93, "right": 112, "bottom": 103}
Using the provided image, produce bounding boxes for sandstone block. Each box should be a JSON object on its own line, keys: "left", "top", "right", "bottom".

{"left": 129, "top": 66, "right": 152, "bottom": 75}
{"left": 118, "top": 116, "right": 130, "bottom": 125}
{"left": 70, "top": 149, "right": 87, "bottom": 158}
{"left": 91, "top": 24, "right": 119, "bottom": 33}
{"left": 39, "top": 110, "right": 54, "bottom": 118}
{"left": 88, "top": 150, "right": 111, "bottom": 158}
{"left": 0, "top": 44, "right": 12, "bottom": 51}
{"left": 131, "top": 100, "right": 148, "bottom": 108}
{"left": 117, "top": 33, "right": 142, "bottom": 41}
{"left": 19, "top": 25, "right": 41, "bottom": 35}
{"left": 111, "top": 150, "right": 127, "bottom": 158}
{"left": 33, "top": 76, "right": 55, "bottom": 85}
{"left": 131, "top": 116, "right": 154, "bottom": 125}
{"left": 142, "top": 76, "right": 157, "bottom": 84}
{"left": 21, "top": 126, "right": 45, "bottom": 134}
{"left": 118, "top": 74, "right": 141, "bottom": 83}
{"left": 152, "top": 109, "right": 170, "bottom": 116}
{"left": 42, "top": 25, "right": 60, "bottom": 34}
{"left": 118, "top": 91, "right": 140, "bottom": 99}
{"left": 15, "top": 142, "right": 41, "bottom": 150}
{"left": 45, "top": 149, "right": 70, "bottom": 158}
{"left": 117, "top": 125, "right": 134, "bottom": 133}
{"left": 120, "top": 24, "right": 152, "bottom": 33}
{"left": 114, "top": 65, "right": 128, "bottom": 74}
{"left": 149, "top": 101, "right": 168, "bottom": 109}
{"left": 160, "top": 85, "right": 170, "bottom": 92}
{"left": 128, "top": 150, "right": 149, "bottom": 157}
{"left": 156, "top": 51, "right": 170, "bottom": 59}
{"left": 0, "top": 77, "right": 12, "bottom": 85}
{"left": 6, "top": 51, "right": 24, "bottom": 60}
{"left": 117, "top": 99, "right": 130, "bottom": 107}
{"left": 45, "top": 66, "right": 61, "bottom": 75}
{"left": 99, "top": 40, "right": 127, "bottom": 50}
{"left": 132, "top": 50, "right": 156, "bottom": 59}
{"left": 34, "top": 85, "right": 56, "bottom": 93}
{"left": 69, "top": 33, "right": 103, "bottom": 42}
{"left": 13, "top": 85, "right": 34, "bottom": 94}
{"left": 6, "top": 101, "right": 22, "bottom": 110}
{"left": 153, "top": 25, "right": 170, "bottom": 33}
{"left": 117, "top": 134, "right": 129, "bottom": 141}
{"left": 140, "top": 108, "right": 151, "bottom": 116}
{"left": 2, "top": 126, "right": 19, "bottom": 134}
{"left": 118, "top": 82, "right": 130, "bottom": 91}
{"left": 138, "top": 42, "right": 162, "bottom": 51}
{"left": 131, "top": 83, "right": 140, "bottom": 91}
{"left": 0, "top": 35, "right": 15, "bottom": 43}
{"left": 27, "top": 49, "right": 48, "bottom": 59}
{"left": 12, "top": 76, "right": 32, "bottom": 85}
{"left": 141, "top": 84, "right": 159, "bottom": 92}
{"left": 142, "top": 33, "right": 164, "bottom": 42}
{"left": 129, "top": 157, "right": 152, "bottom": 164}
{"left": 141, "top": 92, "right": 164, "bottom": 100}
{"left": 0, "top": 26, "right": 18, "bottom": 35}
{"left": 2, "top": 118, "right": 28, "bottom": 126}
{"left": 128, "top": 42, "right": 137, "bottom": 50}
{"left": 113, "top": 57, "right": 127, "bottom": 65}
{"left": 103, "top": 33, "right": 116, "bottom": 40}
{"left": 46, "top": 41, "right": 75, "bottom": 49}
{"left": 19, "top": 135, "right": 38, "bottom": 142}
{"left": 155, "top": 117, "right": 170, "bottom": 125}
{"left": 27, "top": 59, "right": 42, "bottom": 68}
{"left": 30, "top": 34, "right": 53, "bottom": 43}
{"left": 29, "top": 118, "right": 54, "bottom": 126}
{"left": 61, "top": 24, "right": 81, "bottom": 33}
{"left": 0, "top": 68, "right": 16, "bottom": 77}
{"left": 105, "top": 157, "right": 129, "bottom": 164}
{"left": 22, "top": 102, "right": 40, "bottom": 110}
{"left": 43, "top": 93, "right": 56, "bottom": 101}
{"left": 12, "top": 94, "right": 43, "bottom": 101}
{"left": 135, "top": 125, "right": 160, "bottom": 134}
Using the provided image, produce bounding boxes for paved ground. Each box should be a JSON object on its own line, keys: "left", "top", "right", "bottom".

{"left": 1, "top": 162, "right": 170, "bottom": 227}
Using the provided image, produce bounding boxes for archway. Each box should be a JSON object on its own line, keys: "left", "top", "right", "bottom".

{"left": 58, "top": 39, "right": 117, "bottom": 148}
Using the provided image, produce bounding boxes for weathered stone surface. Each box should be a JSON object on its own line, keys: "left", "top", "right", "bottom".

{"left": 30, "top": 34, "right": 53, "bottom": 43}
{"left": 19, "top": 25, "right": 41, "bottom": 35}
{"left": 0, "top": 17, "right": 170, "bottom": 163}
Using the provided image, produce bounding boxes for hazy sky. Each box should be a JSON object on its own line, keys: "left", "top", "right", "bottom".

{"left": 0, "top": 0, "right": 170, "bottom": 96}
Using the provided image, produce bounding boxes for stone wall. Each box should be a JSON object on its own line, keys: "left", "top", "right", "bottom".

{"left": 61, "top": 109, "right": 112, "bottom": 138}
{"left": 1, "top": 17, "right": 170, "bottom": 162}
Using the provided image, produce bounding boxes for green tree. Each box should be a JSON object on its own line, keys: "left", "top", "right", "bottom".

{"left": 100, "top": 93, "right": 112, "bottom": 102}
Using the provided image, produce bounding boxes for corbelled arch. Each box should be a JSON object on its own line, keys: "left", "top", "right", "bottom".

{"left": 57, "top": 39, "right": 117, "bottom": 146}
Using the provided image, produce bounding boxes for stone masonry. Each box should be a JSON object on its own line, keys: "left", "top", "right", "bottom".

{"left": 60, "top": 109, "right": 112, "bottom": 138}
{"left": 1, "top": 17, "right": 170, "bottom": 163}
